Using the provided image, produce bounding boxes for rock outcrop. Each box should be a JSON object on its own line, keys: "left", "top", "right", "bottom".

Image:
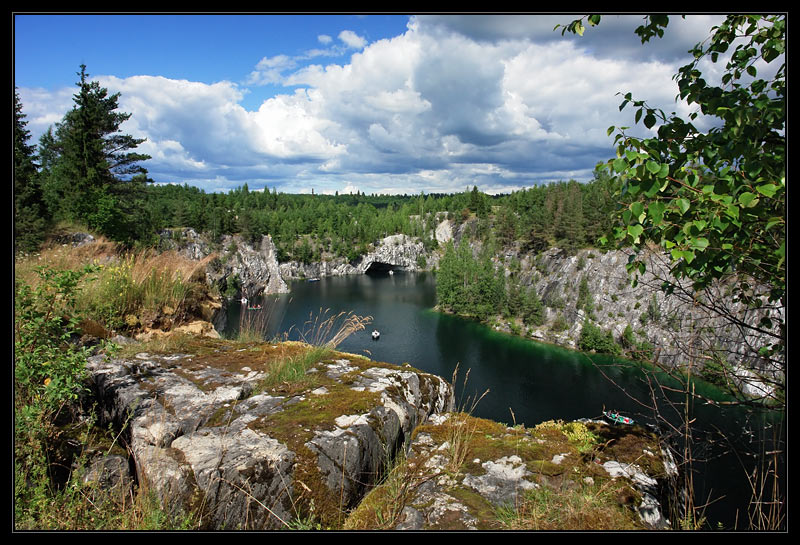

{"left": 345, "top": 414, "right": 677, "bottom": 530}
{"left": 279, "top": 234, "right": 430, "bottom": 280}
{"left": 494, "top": 246, "right": 784, "bottom": 399}
{"left": 355, "top": 234, "right": 426, "bottom": 274}
{"left": 85, "top": 341, "right": 454, "bottom": 529}
{"left": 83, "top": 337, "right": 678, "bottom": 530}
{"left": 159, "top": 229, "right": 288, "bottom": 299}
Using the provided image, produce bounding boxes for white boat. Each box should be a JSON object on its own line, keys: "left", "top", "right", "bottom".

{"left": 388, "top": 270, "right": 394, "bottom": 276}
{"left": 372, "top": 330, "right": 380, "bottom": 340}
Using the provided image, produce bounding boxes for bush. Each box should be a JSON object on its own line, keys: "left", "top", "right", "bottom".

{"left": 15, "top": 264, "right": 98, "bottom": 526}
{"left": 579, "top": 320, "right": 621, "bottom": 355}
{"left": 550, "top": 313, "right": 569, "bottom": 332}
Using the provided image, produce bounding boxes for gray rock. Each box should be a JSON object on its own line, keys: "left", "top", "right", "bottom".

{"left": 82, "top": 454, "right": 133, "bottom": 497}
{"left": 85, "top": 347, "right": 454, "bottom": 529}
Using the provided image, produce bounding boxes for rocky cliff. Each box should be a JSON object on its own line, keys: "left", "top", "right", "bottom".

{"left": 495, "top": 245, "right": 783, "bottom": 400}
{"left": 159, "top": 229, "right": 432, "bottom": 294}
{"left": 156, "top": 224, "right": 782, "bottom": 401}
{"left": 279, "top": 234, "right": 431, "bottom": 279}
{"left": 159, "top": 228, "right": 288, "bottom": 300}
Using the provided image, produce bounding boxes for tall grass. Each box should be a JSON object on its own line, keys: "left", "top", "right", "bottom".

{"left": 76, "top": 250, "right": 214, "bottom": 330}
{"left": 234, "top": 296, "right": 289, "bottom": 344}
{"left": 294, "top": 308, "right": 373, "bottom": 349}
{"left": 16, "top": 240, "right": 215, "bottom": 333}
{"left": 494, "top": 479, "right": 640, "bottom": 530}
{"left": 444, "top": 364, "right": 489, "bottom": 474}
{"left": 258, "top": 309, "right": 373, "bottom": 392}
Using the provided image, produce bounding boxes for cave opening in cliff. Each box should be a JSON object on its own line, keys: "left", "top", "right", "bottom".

{"left": 365, "top": 261, "right": 400, "bottom": 274}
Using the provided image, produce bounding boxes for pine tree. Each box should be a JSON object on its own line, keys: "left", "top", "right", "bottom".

{"left": 14, "top": 89, "right": 50, "bottom": 253}
{"left": 50, "top": 64, "right": 152, "bottom": 242}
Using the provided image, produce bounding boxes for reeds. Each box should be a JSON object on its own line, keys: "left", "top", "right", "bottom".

{"left": 295, "top": 308, "right": 373, "bottom": 350}
{"left": 235, "top": 296, "right": 288, "bottom": 344}
{"left": 445, "top": 364, "right": 489, "bottom": 474}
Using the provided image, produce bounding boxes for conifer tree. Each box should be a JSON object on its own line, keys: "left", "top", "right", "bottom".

{"left": 49, "top": 64, "right": 152, "bottom": 242}
{"left": 14, "top": 89, "right": 50, "bottom": 253}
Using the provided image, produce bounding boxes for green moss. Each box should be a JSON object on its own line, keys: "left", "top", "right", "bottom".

{"left": 444, "top": 485, "right": 502, "bottom": 530}
{"left": 242, "top": 361, "right": 388, "bottom": 529}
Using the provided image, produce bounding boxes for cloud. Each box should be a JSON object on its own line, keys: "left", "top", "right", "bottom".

{"left": 247, "top": 54, "right": 298, "bottom": 85}
{"left": 338, "top": 30, "right": 367, "bottom": 49}
{"left": 16, "top": 15, "right": 724, "bottom": 195}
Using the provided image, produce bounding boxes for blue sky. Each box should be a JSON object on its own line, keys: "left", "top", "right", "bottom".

{"left": 15, "top": 13, "right": 736, "bottom": 195}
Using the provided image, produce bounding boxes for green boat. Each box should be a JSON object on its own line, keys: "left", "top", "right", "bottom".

{"left": 603, "top": 410, "right": 634, "bottom": 425}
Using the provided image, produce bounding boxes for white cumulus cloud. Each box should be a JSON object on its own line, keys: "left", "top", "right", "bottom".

{"left": 16, "top": 14, "right": 724, "bottom": 195}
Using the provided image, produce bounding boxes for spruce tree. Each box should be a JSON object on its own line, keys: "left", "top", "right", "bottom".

{"left": 14, "top": 89, "right": 50, "bottom": 253}
{"left": 51, "top": 64, "right": 152, "bottom": 242}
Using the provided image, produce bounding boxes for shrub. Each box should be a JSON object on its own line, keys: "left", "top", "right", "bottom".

{"left": 15, "top": 264, "right": 98, "bottom": 526}
{"left": 579, "top": 320, "right": 621, "bottom": 355}
{"left": 550, "top": 313, "right": 569, "bottom": 332}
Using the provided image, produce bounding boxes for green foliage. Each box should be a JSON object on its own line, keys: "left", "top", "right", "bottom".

{"left": 550, "top": 313, "right": 569, "bottom": 333}
{"left": 559, "top": 14, "right": 786, "bottom": 407}
{"left": 436, "top": 239, "right": 506, "bottom": 321}
{"left": 576, "top": 274, "right": 593, "bottom": 313}
{"left": 619, "top": 324, "right": 654, "bottom": 362}
{"left": 15, "top": 264, "right": 99, "bottom": 417}
{"left": 14, "top": 89, "right": 51, "bottom": 254}
{"left": 521, "top": 287, "right": 545, "bottom": 326}
{"left": 14, "top": 265, "right": 99, "bottom": 526}
{"left": 594, "top": 15, "right": 785, "bottom": 359}
{"left": 561, "top": 421, "right": 600, "bottom": 453}
{"left": 224, "top": 273, "right": 242, "bottom": 299}
{"left": 40, "top": 65, "right": 152, "bottom": 244}
{"left": 578, "top": 320, "right": 621, "bottom": 356}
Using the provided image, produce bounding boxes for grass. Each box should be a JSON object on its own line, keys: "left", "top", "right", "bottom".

{"left": 444, "top": 365, "right": 489, "bottom": 475}
{"left": 250, "top": 307, "right": 373, "bottom": 394}
{"left": 256, "top": 344, "right": 331, "bottom": 392}
{"left": 343, "top": 449, "right": 435, "bottom": 530}
{"left": 494, "top": 479, "right": 641, "bottom": 530}
{"left": 15, "top": 233, "right": 216, "bottom": 335}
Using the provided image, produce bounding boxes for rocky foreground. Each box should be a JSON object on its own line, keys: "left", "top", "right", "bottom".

{"left": 82, "top": 337, "right": 678, "bottom": 530}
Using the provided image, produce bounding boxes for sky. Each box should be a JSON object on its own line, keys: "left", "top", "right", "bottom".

{"left": 14, "top": 13, "right": 735, "bottom": 196}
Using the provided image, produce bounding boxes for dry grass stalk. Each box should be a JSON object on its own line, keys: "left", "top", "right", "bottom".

{"left": 445, "top": 364, "right": 489, "bottom": 474}
{"left": 296, "top": 308, "right": 373, "bottom": 349}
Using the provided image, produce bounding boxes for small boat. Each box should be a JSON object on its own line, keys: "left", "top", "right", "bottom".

{"left": 308, "top": 278, "right": 320, "bottom": 282}
{"left": 388, "top": 270, "right": 394, "bottom": 276}
{"left": 247, "top": 305, "right": 262, "bottom": 311}
{"left": 372, "top": 330, "right": 380, "bottom": 340}
{"left": 603, "top": 410, "right": 635, "bottom": 426}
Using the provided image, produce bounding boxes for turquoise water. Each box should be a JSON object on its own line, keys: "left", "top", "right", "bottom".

{"left": 223, "top": 272, "right": 785, "bottom": 529}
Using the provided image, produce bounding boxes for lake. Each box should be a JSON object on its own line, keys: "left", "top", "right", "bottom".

{"left": 222, "top": 271, "right": 785, "bottom": 530}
